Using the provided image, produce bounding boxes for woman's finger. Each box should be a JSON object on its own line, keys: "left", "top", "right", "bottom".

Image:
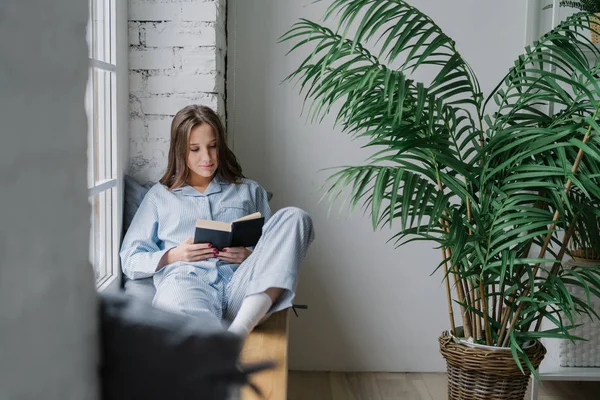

{"left": 216, "top": 254, "right": 238, "bottom": 262}
{"left": 186, "top": 248, "right": 214, "bottom": 257}
{"left": 184, "top": 249, "right": 215, "bottom": 261}
{"left": 221, "top": 248, "right": 242, "bottom": 257}
{"left": 189, "top": 243, "right": 212, "bottom": 250}
{"left": 219, "top": 250, "right": 240, "bottom": 258}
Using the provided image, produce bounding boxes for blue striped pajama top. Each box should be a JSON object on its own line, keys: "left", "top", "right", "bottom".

{"left": 120, "top": 175, "right": 272, "bottom": 280}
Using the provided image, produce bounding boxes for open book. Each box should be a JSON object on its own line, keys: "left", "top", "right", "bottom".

{"left": 194, "top": 212, "right": 264, "bottom": 250}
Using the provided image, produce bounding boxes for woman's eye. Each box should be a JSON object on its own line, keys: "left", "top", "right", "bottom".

{"left": 190, "top": 148, "right": 199, "bottom": 152}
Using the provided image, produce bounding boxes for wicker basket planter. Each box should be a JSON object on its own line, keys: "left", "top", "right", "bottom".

{"left": 569, "top": 247, "right": 600, "bottom": 263}
{"left": 439, "top": 332, "right": 546, "bottom": 400}
{"left": 591, "top": 13, "right": 600, "bottom": 44}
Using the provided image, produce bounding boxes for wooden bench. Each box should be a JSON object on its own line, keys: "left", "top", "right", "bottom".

{"left": 241, "top": 309, "right": 290, "bottom": 400}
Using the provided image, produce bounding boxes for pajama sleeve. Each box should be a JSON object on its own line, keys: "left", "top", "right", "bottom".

{"left": 254, "top": 184, "right": 272, "bottom": 222}
{"left": 120, "top": 189, "right": 171, "bottom": 280}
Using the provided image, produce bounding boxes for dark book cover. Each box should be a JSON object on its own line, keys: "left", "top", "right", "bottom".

{"left": 230, "top": 217, "right": 265, "bottom": 248}
{"left": 194, "top": 213, "right": 264, "bottom": 250}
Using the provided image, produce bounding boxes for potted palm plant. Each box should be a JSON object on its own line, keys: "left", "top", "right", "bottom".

{"left": 281, "top": 1, "right": 600, "bottom": 398}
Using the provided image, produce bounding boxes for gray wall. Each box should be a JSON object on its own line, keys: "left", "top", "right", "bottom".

{"left": 228, "top": 0, "right": 529, "bottom": 371}
{"left": 0, "top": 0, "right": 98, "bottom": 398}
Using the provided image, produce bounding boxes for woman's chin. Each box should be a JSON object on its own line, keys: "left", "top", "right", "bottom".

{"left": 190, "top": 169, "right": 215, "bottom": 179}
{"left": 200, "top": 170, "right": 216, "bottom": 178}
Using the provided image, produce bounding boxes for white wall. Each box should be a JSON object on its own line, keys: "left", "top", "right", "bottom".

{"left": 228, "top": 0, "right": 529, "bottom": 371}
{"left": 128, "top": 0, "right": 227, "bottom": 183}
{"left": 0, "top": 0, "right": 98, "bottom": 398}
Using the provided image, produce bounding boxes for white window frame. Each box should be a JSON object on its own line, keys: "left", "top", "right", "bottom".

{"left": 86, "top": 0, "right": 128, "bottom": 292}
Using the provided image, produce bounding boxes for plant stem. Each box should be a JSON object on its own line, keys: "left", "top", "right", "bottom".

{"left": 497, "top": 282, "right": 505, "bottom": 323}
{"left": 465, "top": 279, "right": 474, "bottom": 335}
{"left": 442, "top": 247, "right": 456, "bottom": 336}
{"left": 501, "top": 301, "right": 525, "bottom": 347}
{"left": 491, "top": 282, "right": 497, "bottom": 327}
{"left": 469, "top": 279, "right": 482, "bottom": 340}
{"left": 446, "top": 246, "right": 473, "bottom": 338}
{"left": 465, "top": 279, "right": 475, "bottom": 332}
{"left": 436, "top": 175, "right": 473, "bottom": 338}
{"left": 497, "top": 288, "right": 516, "bottom": 345}
{"left": 480, "top": 279, "right": 492, "bottom": 345}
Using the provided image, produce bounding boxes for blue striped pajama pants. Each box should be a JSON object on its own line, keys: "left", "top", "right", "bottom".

{"left": 151, "top": 207, "right": 314, "bottom": 329}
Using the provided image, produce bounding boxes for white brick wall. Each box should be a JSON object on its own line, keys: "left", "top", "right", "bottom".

{"left": 129, "top": 71, "right": 144, "bottom": 93}
{"left": 145, "top": 22, "right": 216, "bottom": 47}
{"left": 129, "top": 2, "right": 180, "bottom": 21}
{"left": 128, "top": 23, "right": 140, "bottom": 45}
{"left": 181, "top": 47, "right": 217, "bottom": 73}
{"left": 129, "top": 48, "right": 174, "bottom": 69}
{"left": 140, "top": 93, "right": 218, "bottom": 116}
{"left": 147, "top": 73, "right": 216, "bottom": 94}
{"left": 147, "top": 117, "right": 173, "bottom": 139}
{"left": 128, "top": 0, "right": 226, "bottom": 183}
{"left": 181, "top": 2, "right": 217, "bottom": 21}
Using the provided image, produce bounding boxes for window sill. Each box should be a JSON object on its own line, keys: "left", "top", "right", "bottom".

{"left": 97, "top": 274, "right": 120, "bottom": 293}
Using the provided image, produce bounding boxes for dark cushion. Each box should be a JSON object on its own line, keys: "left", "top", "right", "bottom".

{"left": 100, "top": 292, "right": 242, "bottom": 400}
{"left": 123, "top": 175, "right": 154, "bottom": 235}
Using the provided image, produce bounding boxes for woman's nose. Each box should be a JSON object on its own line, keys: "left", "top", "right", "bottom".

{"left": 199, "top": 148, "right": 211, "bottom": 161}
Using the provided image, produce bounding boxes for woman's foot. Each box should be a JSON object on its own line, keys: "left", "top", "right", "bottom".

{"left": 227, "top": 292, "right": 273, "bottom": 338}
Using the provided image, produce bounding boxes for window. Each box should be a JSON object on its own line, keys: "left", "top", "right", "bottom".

{"left": 86, "top": 0, "right": 127, "bottom": 290}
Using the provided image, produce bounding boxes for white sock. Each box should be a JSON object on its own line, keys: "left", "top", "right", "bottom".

{"left": 228, "top": 292, "right": 273, "bottom": 338}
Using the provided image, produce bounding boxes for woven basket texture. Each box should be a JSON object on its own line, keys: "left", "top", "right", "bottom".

{"left": 439, "top": 333, "right": 546, "bottom": 400}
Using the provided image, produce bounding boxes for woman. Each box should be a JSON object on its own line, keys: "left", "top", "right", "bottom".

{"left": 120, "top": 105, "right": 314, "bottom": 338}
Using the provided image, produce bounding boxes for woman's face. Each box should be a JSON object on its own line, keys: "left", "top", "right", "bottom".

{"left": 187, "top": 123, "right": 218, "bottom": 181}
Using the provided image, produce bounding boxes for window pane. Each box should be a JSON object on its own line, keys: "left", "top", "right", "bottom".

{"left": 111, "top": 0, "right": 116, "bottom": 65}
{"left": 85, "top": 68, "right": 94, "bottom": 188}
{"left": 86, "top": 4, "right": 92, "bottom": 59}
{"left": 91, "top": 0, "right": 112, "bottom": 63}
{"left": 90, "top": 188, "right": 115, "bottom": 285}
{"left": 91, "top": 68, "right": 115, "bottom": 184}
{"left": 111, "top": 71, "right": 117, "bottom": 179}
{"left": 87, "top": 0, "right": 118, "bottom": 289}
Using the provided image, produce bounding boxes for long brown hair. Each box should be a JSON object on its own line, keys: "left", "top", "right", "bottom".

{"left": 159, "top": 105, "right": 244, "bottom": 189}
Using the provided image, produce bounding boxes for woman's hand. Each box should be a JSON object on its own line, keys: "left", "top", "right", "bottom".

{"left": 158, "top": 238, "right": 215, "bottom": 270}
{"left": 216, "top": 247, "right": 252, "bottom": 264}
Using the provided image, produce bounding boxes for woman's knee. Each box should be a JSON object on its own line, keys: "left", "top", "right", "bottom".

{"left": 151, "top": 272, "right": 193, "bottom": 310}
{"left": 151, "top": 284, "right": 179, "bottom": 311}
{"left": 277, "top": 206, "right": 312, "bottom": 226}
{"left": 274, "top": 207, "right": 314, "bottom": 245}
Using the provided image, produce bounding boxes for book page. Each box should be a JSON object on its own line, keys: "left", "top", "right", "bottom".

{"left": 196, "top": 219, "right": 232, "bottom": 232}
{"left": 233, "top": 212, "right": 262, "bottom": 223}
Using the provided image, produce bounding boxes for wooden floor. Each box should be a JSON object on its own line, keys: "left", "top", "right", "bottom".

{"left": 288, "top": 372, "right": 600, "bottom": 400}
{"left": 238, "top": 313, "right": 600, "bottom": 400}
